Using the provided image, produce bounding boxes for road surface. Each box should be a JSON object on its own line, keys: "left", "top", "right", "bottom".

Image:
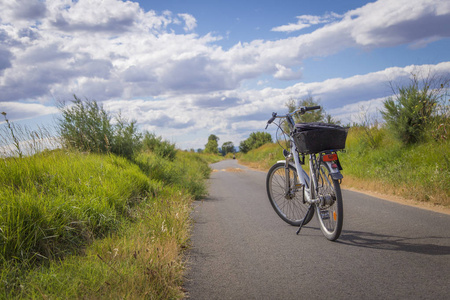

{"left": 184, "top": 159, "right": 450, "bottom": 299}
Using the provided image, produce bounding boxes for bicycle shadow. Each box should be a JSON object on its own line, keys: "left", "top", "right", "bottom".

{"left": 337, "top": 230, "right": 450, "bottom": 256}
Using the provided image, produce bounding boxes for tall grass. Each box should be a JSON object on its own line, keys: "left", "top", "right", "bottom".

{"left": 9, "top": 185, "right": 193, "bottom": 299}
{"left": 0, "top": 116, "right": 60, "bottom": 158}
{"left": 134, "top": 151, "right": 211, "bottom": 200}
{"left": 0, "top": 149, "right": 210, "bottom": 298}
{"left": 0, "top": 151, "right": 149, "bottom": 264}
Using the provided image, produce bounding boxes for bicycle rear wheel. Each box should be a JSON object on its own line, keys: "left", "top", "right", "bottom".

{"left": 315, "top": 162, "right": 343, "bottom": 241}
{"left": 266, "top": 162, "right": 314, "bottom": 226}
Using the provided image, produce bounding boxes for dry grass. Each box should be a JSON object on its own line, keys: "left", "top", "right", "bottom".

{"left": 341, "top": 175, "right": 450, "bottom": 214}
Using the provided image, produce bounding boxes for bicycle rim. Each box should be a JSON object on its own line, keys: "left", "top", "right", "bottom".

{"left": 267, "top": 163, "right": 313, "bottom": 226}
{"left": 315, "top": 162, "right": 343, "bottom": 241}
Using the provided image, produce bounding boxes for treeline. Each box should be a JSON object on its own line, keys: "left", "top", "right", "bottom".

{"left": 201, "top": 132, "right": 273, "bottom": 156}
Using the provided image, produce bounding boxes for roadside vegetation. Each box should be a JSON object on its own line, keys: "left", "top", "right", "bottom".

{"left": 239, "top": 127, "right": 449, "bottom": 207}
{"left": 238, "top": 73, "right": 450, "bottom": 207}
{"left": 0, "top": 97, "right": 210, "bottom": 298}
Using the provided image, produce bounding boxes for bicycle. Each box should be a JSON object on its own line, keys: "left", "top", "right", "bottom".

{"left": 265, "top": 106, "right": 348, "bottom": 241}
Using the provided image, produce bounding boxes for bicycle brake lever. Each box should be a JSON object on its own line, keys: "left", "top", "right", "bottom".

{"left": 265, "top": 112, "right": 277, "bottom": 129}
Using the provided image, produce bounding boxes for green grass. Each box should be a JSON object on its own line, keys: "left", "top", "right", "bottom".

{"left": 339, "top": 127, "right": 450, "bottom": 205}
{"left": 0, "top": 150, "right": 210, "bottom": 299}
{"left": 235, "top": 143, "right": 285, "bottom": 170}
{"left": 238, "top": 128, "right": 450, "bottom": 207}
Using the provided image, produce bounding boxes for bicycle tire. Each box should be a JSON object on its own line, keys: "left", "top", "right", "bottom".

{"left": 266, "top": 162, "right": 314, "bottom": 226}
{"left": 315, "top": 161, "right": 343, "bottom": 241}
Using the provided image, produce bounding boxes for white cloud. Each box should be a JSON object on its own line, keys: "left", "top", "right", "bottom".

{"left": 1, "top": 0, "right": 449, "bottom": 103}
{"left": 178, "top": 13, "right": 197, "bottom": 32}
{"left": 274, "top": 64, "right": 303, "bottom": 80}
{"left": 0, "top": 102, "right": 59, "bottom": 122}
{"left": 99, "top": 62, "right": 450, "bottom": 148}
{"left": 271, "top": 13, "right": 342, "bottom": 33}
{"left": 1, "top": 0, "right": 449, "bottom": 149}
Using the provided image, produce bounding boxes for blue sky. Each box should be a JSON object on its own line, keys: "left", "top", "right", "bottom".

{"left": 1, "top": 0, "right": 450, "bottom": 150}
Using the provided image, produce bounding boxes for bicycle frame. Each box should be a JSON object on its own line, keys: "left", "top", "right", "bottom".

{"left": 280, "top": 142, "right": 315, "bottom": 205}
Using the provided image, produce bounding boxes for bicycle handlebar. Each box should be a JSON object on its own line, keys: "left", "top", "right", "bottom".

{"left": 304, "top": 105, "right": 321, "bottom": 112}
{"left": 265, "top": 106, "right": 321, "bottom": 128}
{"left": 267, "top": 105, "right": 322, "bottom": 124}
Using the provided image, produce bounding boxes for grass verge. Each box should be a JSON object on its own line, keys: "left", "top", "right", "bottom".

{"left": 237, "top": 129, "right": 449, "bottom": 207}
{"left": 1, "top": 150, "right": 210, "bottom": 298}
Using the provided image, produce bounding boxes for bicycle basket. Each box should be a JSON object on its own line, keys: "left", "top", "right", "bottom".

{"left": 292, "top": 122, "right": 348, "bottom": 154}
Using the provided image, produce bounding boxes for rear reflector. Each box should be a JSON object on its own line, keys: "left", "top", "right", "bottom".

{"left": 323, "top": 154, "right": 338, "bottom": 162}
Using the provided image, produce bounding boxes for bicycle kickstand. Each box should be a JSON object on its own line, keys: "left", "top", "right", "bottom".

{"left": 296, "top": 205, "right": 314, "bottom": 235}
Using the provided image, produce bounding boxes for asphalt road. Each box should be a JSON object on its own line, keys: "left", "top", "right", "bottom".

{"left": 184, "top": 159, "right": 450, "bottom": 300}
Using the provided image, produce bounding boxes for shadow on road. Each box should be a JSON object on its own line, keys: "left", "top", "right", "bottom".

{"left": 337, "top": 230, "right": 450, "bottom": 255}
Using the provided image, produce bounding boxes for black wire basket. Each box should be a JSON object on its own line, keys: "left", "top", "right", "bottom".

{"left": 292, "top": 122, "right": 348, "bottom": 154}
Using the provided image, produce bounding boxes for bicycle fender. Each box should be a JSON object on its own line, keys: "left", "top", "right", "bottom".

{"left": 325, "top": 161, "right": 343, "bottom": 180}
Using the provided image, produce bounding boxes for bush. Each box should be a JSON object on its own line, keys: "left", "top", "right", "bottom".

{"left": 57, "top": 96, "right": 142, "bottom": 159}
{"left": 110, "top": 113, "right": 142, "bottom": 160}
{"left": 58, "top": 96, "right": 113, "bottom": 153}
{"left": 142, "top": 131, "right": 177, "bottom": 161}
{"left": 381, "top": 73, "right": 449, "bottom": 145}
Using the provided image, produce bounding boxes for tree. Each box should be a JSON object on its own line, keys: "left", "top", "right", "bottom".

{"left": 204, "top": 134, "right": 219, "bottom": 154}
{"left": 381, "top": 72, "right": 449, "bottom": 145}
{"left": 239, "top": 131, "right": 272, "bottom": 153}
{"left": 286, "top": 96, "right": 340, "bottom": 125}
{"left": 238, "top": 140, "right": 251, "bottom": 154}
{"left": 221, "top": 141, "right": 235, "bottom": 155}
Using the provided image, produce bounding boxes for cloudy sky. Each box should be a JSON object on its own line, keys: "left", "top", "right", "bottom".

{"left": 1, "top": 0, "right": 449, "bottom": 150}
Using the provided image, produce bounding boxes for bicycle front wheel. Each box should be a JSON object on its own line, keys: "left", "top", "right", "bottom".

{"left": 315, "top": 162, "right": 343, "bottom": 241}
{"left": 266, "top": 162, "right": 314, "bottom": 226}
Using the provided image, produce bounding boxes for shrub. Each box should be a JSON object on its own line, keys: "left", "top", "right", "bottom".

{"left": 110, "top": 113, "right": 142, "bottom": 160}
{"left": 58, "top": 96, "right": 113, "bottom": 153}
{"left": 142, "top": 131, "right": 177, "bottom": 161}
{"left": 57, "top": 96, "right": 142, "bottom": 159}
{"left": 381, "top": 73, "right": 449, "bottom": 145}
